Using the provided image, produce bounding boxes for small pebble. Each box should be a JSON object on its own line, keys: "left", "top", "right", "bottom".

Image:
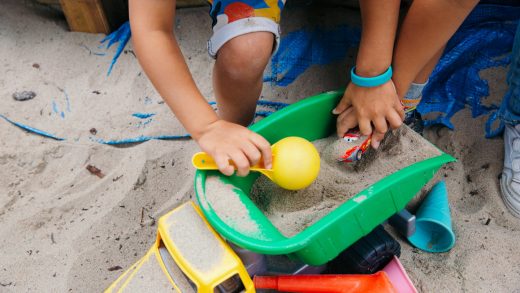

{"left": 107, "top": 266, "right": 122, "bottom": 271}
{"left": 12, "top": 91, "right": 36, "bottom": 101}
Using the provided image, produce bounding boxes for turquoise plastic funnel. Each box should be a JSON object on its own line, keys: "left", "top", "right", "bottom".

{"left": 408, "top": 181, "right": 455, "bottom": 253}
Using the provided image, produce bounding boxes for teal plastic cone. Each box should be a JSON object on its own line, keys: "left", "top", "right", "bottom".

{"left": 408, "top": 181, "right": 455, "bottom": 252}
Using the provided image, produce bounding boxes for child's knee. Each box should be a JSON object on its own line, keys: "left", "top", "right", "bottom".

{"left": 216, "top": 32, "right": 274, "bottom": 81}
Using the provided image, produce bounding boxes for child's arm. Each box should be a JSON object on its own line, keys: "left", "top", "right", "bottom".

{"left": 392, "top": 0, "right": 479, "bottom": 99}
{"left": 334, "top": 0, "right": 403, "bottom": 148}
{"left": 129, "top": 0, "right": 272, "bottom": 176}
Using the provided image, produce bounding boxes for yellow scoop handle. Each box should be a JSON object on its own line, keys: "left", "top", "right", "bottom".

{"left": 192, "top": 152, "right": 274, "bottom": 180}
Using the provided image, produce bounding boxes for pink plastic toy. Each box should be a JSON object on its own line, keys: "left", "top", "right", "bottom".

{"left": 382, "top": 256, "right": 418, "bottom": 293}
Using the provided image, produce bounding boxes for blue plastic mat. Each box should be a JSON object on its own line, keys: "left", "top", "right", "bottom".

{"left": 265, "top": 25, "right": 360, "bottom": 86}
{"left": 91, "top": 100, "right": 288, "bottom": 144}
{"left": 1, "top": 100, "right": 288, "bottom": 145}
{"left": 418, "top": 4, "right": 520, "bottom": 137}
{"left": 0, "top": 114, "right": 64, "bottom": 141}
{"left": 101, "top": 21, "right": 131, "bottom": 76}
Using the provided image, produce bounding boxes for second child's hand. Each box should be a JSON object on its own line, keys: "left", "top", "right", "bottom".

{"left": 194, "top": 120, "right": 273, "bottom": 177}
{"left": 333, "top": 80, "right": 404, "bottom": 148}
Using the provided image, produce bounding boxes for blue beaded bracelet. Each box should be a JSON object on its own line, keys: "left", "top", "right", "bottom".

{"left": 350, "top": 66, "right": 393, "bottom": 88}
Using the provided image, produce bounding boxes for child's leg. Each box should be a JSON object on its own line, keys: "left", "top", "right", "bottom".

{"left": 207, "top": 0, "right": 285, "bottom": 126}
{"left": 403, "top": 47, "right": 444, "bottom": 112}
{"left": 392, "top": 0, "right": 478, "bottom": 100}
{"left": 402, "top": 47, "right": 443, "bottom": 133}
{"left": 414, "top": 47, "right": 443, "bottom": 83}
{"left": 213, "top": 32, "right": 274, "bottom": 126}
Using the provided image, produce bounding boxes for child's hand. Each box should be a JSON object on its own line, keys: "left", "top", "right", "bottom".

{"left": 195, "top": 120, "right": 272, "bottom": 177}
{"left": 333, "top": 80, "right": 404, "bottom": 148}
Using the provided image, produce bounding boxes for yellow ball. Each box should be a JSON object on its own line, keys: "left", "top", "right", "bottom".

{"left": 271, "top": 137, "right": 320, "bottom": 190}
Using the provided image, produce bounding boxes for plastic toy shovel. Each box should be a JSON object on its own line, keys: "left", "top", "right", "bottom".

{"left": 192, "top": 136, "right": 320, "bottom": 190}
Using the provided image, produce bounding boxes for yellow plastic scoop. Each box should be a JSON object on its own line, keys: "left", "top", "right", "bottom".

{"left": 192, "top": 136, "right": 320, "bottom": 190}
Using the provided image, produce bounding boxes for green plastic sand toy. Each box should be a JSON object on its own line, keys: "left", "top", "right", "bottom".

{"left": 195, "top": 90, "right": 455, "bottom": 266}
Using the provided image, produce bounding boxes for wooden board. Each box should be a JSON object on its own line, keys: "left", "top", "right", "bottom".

{"left": 58, "top": 0, "right": 209, "bottom": 34}
{"left": 60, "top": 0, "right": 110, "bottom": 34}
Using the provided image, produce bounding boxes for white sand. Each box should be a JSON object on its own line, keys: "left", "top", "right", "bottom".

{"left": 167, "top": 203, "right": 224, "bottom": 273}
{"left": 0, "top": 1, "right": 519, "bottom": 292}
{"left": 0, "top": 2, "right": 199, "bottom": 291}
{"left": 205, "top": 175, "right": 264, "bottom": 238}
{"left": 249, "top": 127, "right": 441, "bottom": 237}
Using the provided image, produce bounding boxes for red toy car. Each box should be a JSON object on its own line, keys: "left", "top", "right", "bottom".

{"left": 338, "top": 128, "right": 372, "bottom": 162}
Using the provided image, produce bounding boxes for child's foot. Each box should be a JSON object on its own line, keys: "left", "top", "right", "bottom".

{"left": 402, "top": 81, "right": 427, "bottom": 135}
{"left": 501, "top": 123, "right": 520, "bottom": 218}
{"left": 403, "top": 108, "right": 424, "bottom": 135}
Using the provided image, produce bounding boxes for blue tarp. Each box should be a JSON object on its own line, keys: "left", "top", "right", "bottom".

{"left": 265, "top": 25, "right": 360, "bottom": 86}
{"left": 101, "top": 21, "right": 131, "bottom": 76}
{"left": 419, "top": 4, "right": 520, "bottom": 137}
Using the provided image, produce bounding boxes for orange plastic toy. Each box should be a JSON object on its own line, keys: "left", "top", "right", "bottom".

{"left": 253, "top": 272, "right": 397, "bottom": 293}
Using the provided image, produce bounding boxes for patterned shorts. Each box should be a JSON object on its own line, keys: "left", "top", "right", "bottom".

{"left": 207, "top": 0, "right": 286, "bottom": 58}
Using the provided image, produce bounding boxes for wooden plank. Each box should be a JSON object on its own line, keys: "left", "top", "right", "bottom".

{"left": 59, "top": 0, "right": 208, "bottom": 34}
{"left": 60, "top": 0, "right": 110, "bottom": 34}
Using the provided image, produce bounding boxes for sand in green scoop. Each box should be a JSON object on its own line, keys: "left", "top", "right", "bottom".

{"left": 205, "top": 176, "right": 264, "bottom": 238}
{"left": 251, "top": 126, "right": 441, "bottom": 236}
{"left": 208, "top": 126, "right": 441, "bottom": 237}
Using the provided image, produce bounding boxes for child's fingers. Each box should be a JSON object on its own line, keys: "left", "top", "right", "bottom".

{"left": 214, "top": 154, "right": 234, "bottom": 176}
{"left": 358, "top": 118, "right": 373, "bottom": 136}
{"left": 333, "top": 96, "right": 351, "bottom": 115}
{"left": 369, "top": 116, "right": 386, "bottom": 149}
{"left": 371, "top": 131, "right": 385, "bottom": 149}
{"left": 373, "top": 117, "right": 388, "bottom": 136}
{"left": 241, "top": 141, "right": 262, "bottom": 167}
{"left": 336, "top": 108, "right": 356, "bottom": 137}
{"left": 387, "top": 110, "right": 403, "bottom": 129}
{"left": 394, "top": 101, "right": 405, "bottom": 121}
{"left": 228, "top": 150, "right": 250, "bottom": 177}
{"left": 249, "top": 133, "right": 272, "bottom": 169}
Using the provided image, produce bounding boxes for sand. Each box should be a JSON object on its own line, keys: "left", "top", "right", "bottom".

{"left": 247, "top": 126, "right": 441, "bottom": 237}
{"left": 121, "top": 250, "right": 177, "bottom": 292}
{"left": 205, "top": 175, "right": 263, "bottom": 238}
{"left": 395, "top": 76, "right": 520, "bottom": 291}
{"left": 158, "top": 246, "right": 196, "bottom": 292}
{"left": 0, "top": 2, "right": 200, "bottom": 291}
{"left": 1, "top": 1, "right": 520, "bottom": 292}
{"left": 166, "top": 203, "right": 224, "bottom": 273}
